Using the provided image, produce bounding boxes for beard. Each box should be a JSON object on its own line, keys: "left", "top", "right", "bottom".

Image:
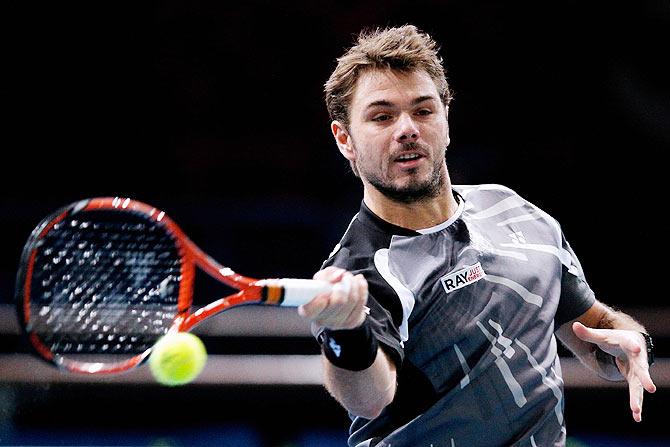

{"left": 360, "top": 145, "right": 446, "bottom": 204}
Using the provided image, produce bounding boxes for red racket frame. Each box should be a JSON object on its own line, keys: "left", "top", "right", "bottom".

{"left": 19, "top": 197, "right": 303, "bottom": 374}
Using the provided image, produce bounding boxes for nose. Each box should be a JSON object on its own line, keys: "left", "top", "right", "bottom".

{"left": 393, "top": 113, "right": 420, "bottom": 143}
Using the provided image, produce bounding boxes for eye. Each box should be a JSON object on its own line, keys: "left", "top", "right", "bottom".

{"left": 372, "top": 114, "right": 392, "bottom": 122}
{"left": 415, "top": 109, "right": 433, "bottom": 116}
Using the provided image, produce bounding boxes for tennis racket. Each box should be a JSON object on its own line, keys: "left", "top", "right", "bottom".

{"left": 15, "top": 197, "right": 332, "bottom": 375}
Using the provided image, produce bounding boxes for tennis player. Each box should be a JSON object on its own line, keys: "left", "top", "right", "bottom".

{"left": 298, "top": 25, "right": 656, "bottom": 446}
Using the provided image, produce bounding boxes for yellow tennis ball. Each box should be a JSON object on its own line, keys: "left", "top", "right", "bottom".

{"left": 149, "top": 332, "right": 207, "bottom": 386}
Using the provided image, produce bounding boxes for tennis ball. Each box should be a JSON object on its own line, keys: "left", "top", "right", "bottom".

{"left": 149, "top": 332, "right": 207, "bottom": 386}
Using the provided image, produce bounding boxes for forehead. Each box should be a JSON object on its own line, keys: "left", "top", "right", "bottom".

{"left": 350, "top": 68, "right": 440, "bottom": 111}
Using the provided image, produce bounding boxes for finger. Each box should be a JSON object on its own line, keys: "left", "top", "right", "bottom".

{"left": 338, "top": 277, "right": 365, "bottom": 328}
{"left": 628, "top": 377, "right": 643, "bottom": 422}
{"left": 313, "top": 266, "right": 347, "bottom": 284}
{"left": 635, "top": 368, "right": 657, "bottom": 395}
{"left": 315, "top": 272, "right": 357, "bottom": 327}
{"left": 340, "top": 275, "right": 368, "bottom": 328}
{"left": 641, "top": 372, "right": 657, "bottom": 394}
{"left": 616, "top": 356, "right": 656, "bottom": 393}
{"left": 332, "top": 274, "right": 352, "bottom": 296}
{"left": 616, "top": 336, "right": 657, "bottom": 395}
{"left": 302, "top": 268, "right": 348, "bottom": 318}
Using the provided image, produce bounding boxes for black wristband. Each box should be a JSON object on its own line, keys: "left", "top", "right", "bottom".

{"left": 640, "top": 332, "right": 655, "bottom": 366}
{"left": 318, "top": 319, "right": 379, "bottom": 371}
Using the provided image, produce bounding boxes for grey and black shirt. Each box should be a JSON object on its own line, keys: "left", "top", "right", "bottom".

{"left": 320, "top": 184, "right": 596, "bottom": 447}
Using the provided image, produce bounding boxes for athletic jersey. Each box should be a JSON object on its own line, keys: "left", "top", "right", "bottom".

{"left": 318, "top": 184, "right": 596, "bottom": 447}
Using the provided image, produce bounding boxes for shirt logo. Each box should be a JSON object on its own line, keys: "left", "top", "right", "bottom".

{"left": 440, "top": 262, "right": 486, "bottom": 293}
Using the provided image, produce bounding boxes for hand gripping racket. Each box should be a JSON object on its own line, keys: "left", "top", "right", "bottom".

{"left": 15, "top": 197, "right": 331, "bottom": 374}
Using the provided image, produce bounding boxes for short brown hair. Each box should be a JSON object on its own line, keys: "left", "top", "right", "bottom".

{"left": 325, "top": 25, "right": 452, "bottom": 127}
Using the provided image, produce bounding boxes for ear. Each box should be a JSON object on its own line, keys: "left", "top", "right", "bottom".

{"left": 331, "top": 120, "right": 356, "bottom": 163}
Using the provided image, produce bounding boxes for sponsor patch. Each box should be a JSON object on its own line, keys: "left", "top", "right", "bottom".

{"left": 440, "top": 262, "right": 486, "bottom": 293}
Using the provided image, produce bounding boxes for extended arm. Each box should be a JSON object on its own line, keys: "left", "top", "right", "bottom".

{"left": 322, "top": 346, "right": 396, "bottom": 419}
{"left": 299, "top": 266, "right": 397, "bottom": 419}
{"left": 555, "top": 300, "right": 656, "bottom": 422}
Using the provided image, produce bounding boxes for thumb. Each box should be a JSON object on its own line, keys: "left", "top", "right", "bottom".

{"left": 572, "top": 321, "right": 602, "bottom": 343}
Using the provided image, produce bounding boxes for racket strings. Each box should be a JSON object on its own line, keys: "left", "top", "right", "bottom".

{"left": 28, "top": 212, "right": 184, "bottom": 356}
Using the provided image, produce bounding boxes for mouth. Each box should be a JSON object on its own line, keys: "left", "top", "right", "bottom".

{"left": 393, "top": 152, "right": 425, "bottom": 169}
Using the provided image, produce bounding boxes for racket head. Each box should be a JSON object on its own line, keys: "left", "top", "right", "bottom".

{"left": 15, "top": 197, "right": 194, "bottom": 374}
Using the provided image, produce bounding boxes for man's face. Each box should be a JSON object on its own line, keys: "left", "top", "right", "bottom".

{"left": 337, "top": 68, "right": 450, "bottom": 203}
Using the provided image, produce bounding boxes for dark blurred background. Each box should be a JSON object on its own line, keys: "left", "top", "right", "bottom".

{"left": 0, "top": 1, "right": 668, "bottom": 446}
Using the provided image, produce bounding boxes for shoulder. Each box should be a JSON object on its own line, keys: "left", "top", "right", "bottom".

{"left": 455, "top": 183, "right": 553, "bottom": 214}
{"left": 454, "top": 183, "right": 520, "bottom": 202}
{"left": 321, "top": 212, "right": 396, "bottom": 272}
{"left": 455, "top": 183, "right": 563, "bottom": 232}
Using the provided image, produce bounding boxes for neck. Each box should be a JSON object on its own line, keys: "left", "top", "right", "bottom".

{"left": 362, "top": 168, "right": 459, "bottom": 230}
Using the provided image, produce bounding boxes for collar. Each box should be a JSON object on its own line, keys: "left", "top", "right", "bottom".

{"left": 357, "top": 190, "right": 464, "bottom": 236}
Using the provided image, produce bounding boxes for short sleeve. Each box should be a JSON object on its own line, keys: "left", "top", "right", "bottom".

{"left": 312, "top": 246, "right": 406, "bottom": 367}
{"left": 554, "top": 232, "right": 596, "bottom": 327}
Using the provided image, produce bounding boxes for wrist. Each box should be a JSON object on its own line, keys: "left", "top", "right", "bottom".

{"left": 318, "top": 318, "right": 379, "bottom": 371}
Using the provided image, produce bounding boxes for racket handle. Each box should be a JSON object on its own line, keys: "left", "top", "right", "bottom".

{"left": 261, "top": 278, "right": 333, "bottom": 306}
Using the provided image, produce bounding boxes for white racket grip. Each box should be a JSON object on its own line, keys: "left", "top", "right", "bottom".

{"left": 275, "top": 278, "right": 333, "bottom": 306}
